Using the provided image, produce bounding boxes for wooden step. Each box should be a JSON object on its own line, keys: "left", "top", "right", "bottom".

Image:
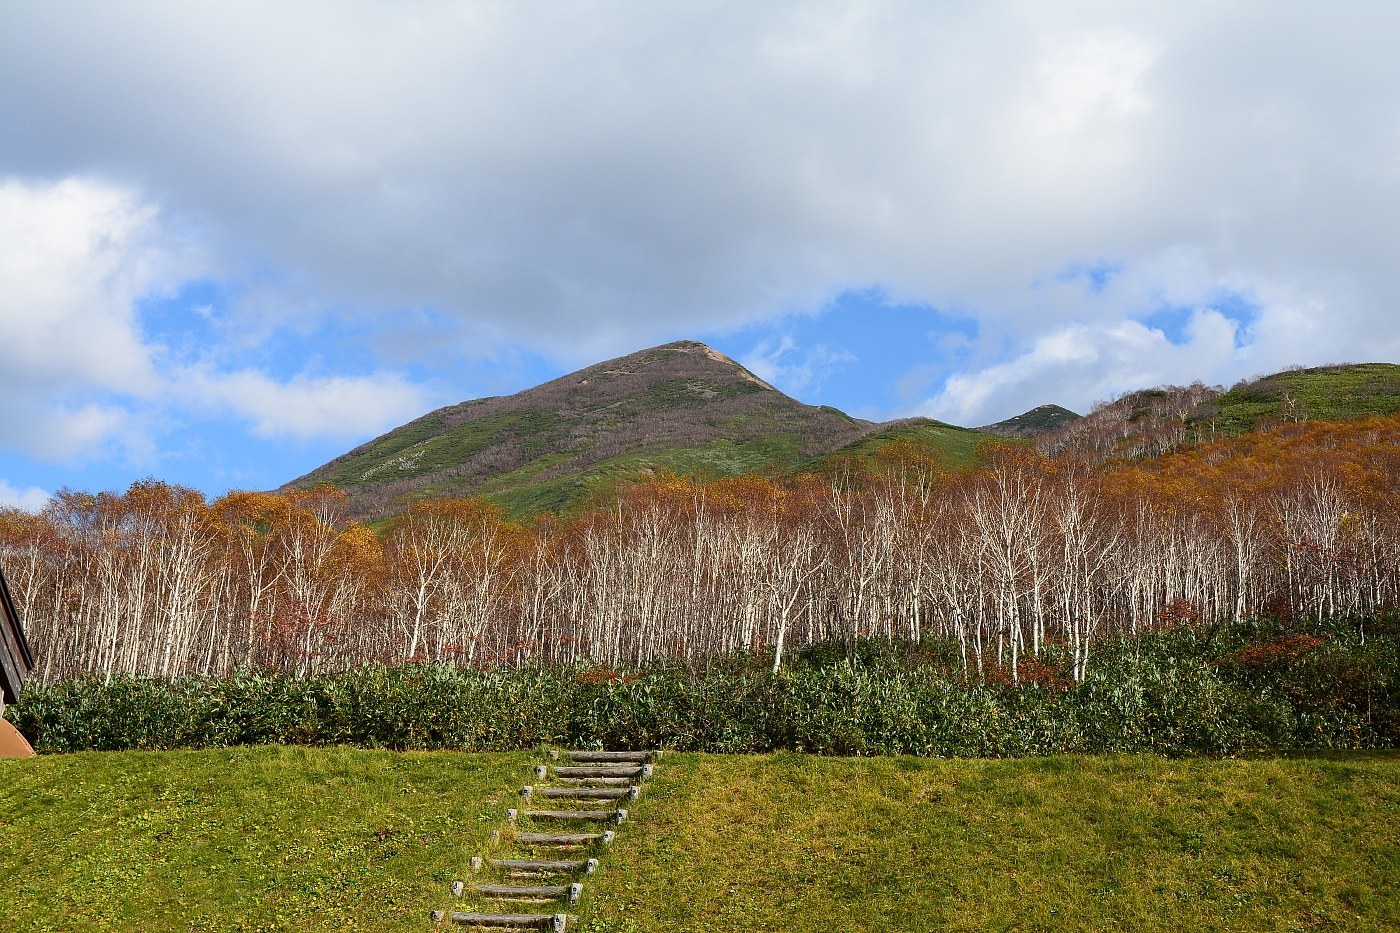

{"left": 430, "top": 911, "right": 566, "bottom": 931}
{"left": 522, "top": 785, "right": 639, "bottom": 801}
{"left": 536, "top": 764, "right": 652, "bottom": 780}
{"left": 471, "top": 883, "right": 583, "bottom": 904}
{"left": 512, "top": 830, "right": 615, "bottom": 847}
{"left": 551, "top": 750, "right": 656, "bottom": 763}
{"left": 551, "top": 776, "right": 635, "bottom": 787}
{"left": 484, "top": 857, "right": 599, "bottom": 876}
{"left": 509, "top": 808, "right": 626, "bottom": 825}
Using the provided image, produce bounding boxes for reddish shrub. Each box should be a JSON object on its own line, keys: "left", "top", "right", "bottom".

{"left": 1218, "top": 635, "right": 1325, "bottom": 671}
{"left": 979, "top": 656, "right": 1073, "bottom": 692}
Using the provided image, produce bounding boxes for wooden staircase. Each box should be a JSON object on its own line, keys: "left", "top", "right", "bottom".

{"left": 431, "top": 749, "right": 659, "bottom": 931}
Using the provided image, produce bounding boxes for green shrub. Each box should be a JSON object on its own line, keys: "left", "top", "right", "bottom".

{"left": 9, "top": 615, "right": 1397, "bottom": 758}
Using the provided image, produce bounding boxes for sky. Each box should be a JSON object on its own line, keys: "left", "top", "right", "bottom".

{"left": 2, "top": 1, "right": 1399, "bottom": 508}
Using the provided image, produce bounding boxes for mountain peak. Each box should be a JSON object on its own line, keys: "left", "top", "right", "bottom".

{"left": 574, "top": 340, "right": 777, "bottom": 392}
{"left": 978, "top": 404, "right": 1081, "bottom": 437}
{"left": 287, "top": 339, "right": 865, "bottom": 519}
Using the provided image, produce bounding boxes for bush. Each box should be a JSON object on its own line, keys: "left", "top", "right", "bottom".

{"left": 9, "top": 615, "right": 1397, "bottom": 758}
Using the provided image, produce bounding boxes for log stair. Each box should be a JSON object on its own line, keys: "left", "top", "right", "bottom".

{"left": 432, "top": 749, "right": 659, "bottom": 931}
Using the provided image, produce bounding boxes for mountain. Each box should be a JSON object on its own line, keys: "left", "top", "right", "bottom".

{"left": 977, "top": 404, "right": 1081, "bottom": 437}
{"left": 1040, "top": 363, "right": 1400, "bottom": 461}
{"left": 287, "top": 341, "right": 878, "bottom": 520}
{"left": 289, "top": 346, "right": 1400, "bottom": 520}
{"left": 812, "top": 417, "right": 995, "bottom": 470}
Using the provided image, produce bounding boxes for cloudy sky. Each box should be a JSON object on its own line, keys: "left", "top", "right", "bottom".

{"left": 3, "top": 1, "right": 1398, "bottom": 507}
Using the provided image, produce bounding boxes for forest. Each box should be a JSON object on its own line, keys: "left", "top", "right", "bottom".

{"left": 1, "top": 414, "right": 1396, "bottom": 688}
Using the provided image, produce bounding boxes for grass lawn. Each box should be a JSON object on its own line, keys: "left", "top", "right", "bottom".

{"left": 0, "top": 746, "right": 530, "bottom": 932}
{"left": 575, "top": 752, "right": 1400, "bottom": 933}
{"left": 2, "top": 748, "right": 1396, "bottom": 931}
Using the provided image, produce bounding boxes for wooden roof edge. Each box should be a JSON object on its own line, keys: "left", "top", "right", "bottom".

{"left": 0, "top": 564, "right": 34, "bottom": 704}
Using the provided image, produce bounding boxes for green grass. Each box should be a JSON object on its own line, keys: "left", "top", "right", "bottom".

{"left": 317, "top": 409, "right": 564, "bottom": 492}
{"left": 577, "top": 752, "right": 1400, "bottom": 932}
{"left": 811, "top": 419, "right": 1010, "bottom": 472}
{"left": 7, "top": 748, "right": 1392, "bottom": 931}
{"left": 481, "top": 435, "right": 810, "bottom": 519}
{"left": 1207, "top": 363, "right": 1400, "bottom": 434}
{"left": 0, "top": 746, "right": 530, "bottom": 932}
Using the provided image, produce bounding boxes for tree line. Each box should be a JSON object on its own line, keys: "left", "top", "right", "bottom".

{"left": 3, "top": 415, "right": 1397, "bottom": 684}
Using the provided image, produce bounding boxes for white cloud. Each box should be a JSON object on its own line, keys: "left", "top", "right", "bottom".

{"left": 927, "top": 308, "right": 1240, "bottom": 425}
{"left": 0, "top": 176, "right": 429, "bottom": 471}
{"left": 179, "top": 369, "right": 427, "bottom": 441}
{"left": 0, "top": 177, "right": 176, "bottom": 460}
{"left": 0, "top": 479, "right": 52, "bottom": 512}
{"left": 1, "top": 2, "right": 1397, "bottom": 427}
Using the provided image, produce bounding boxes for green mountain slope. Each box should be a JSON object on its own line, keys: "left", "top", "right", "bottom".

{"left": 1203, "top": 362, "right": 1400, "bottom": 433}
{"left": 812, "top": 417, "right": 999, "bottom": 471}
{"left": 287, "top": 341, "right": 876, "bottom": 519}
{"left": 1041, "top": 362, "right": 1400, "bottom": 461}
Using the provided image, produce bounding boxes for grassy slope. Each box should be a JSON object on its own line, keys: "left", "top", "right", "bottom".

{"left": 4, "top": 749, "right": 1397, "bottom": 932}
{"left": 0, "top": 746, "right": 529, "bottom": 932}
{"left": 475, "top": 434, "right": 810, "bottom": 520}
{"left": 811, "top": 418, "right": 1008, "bottom": 472}
{"left": 579, "top": 752, "right": 1400, "bottom": 933}
{"left": 1207, "top": 363, "right": 1400, "bottom": 434}
{"left": 486, "top": 420, "right": 995, "bottom": 519}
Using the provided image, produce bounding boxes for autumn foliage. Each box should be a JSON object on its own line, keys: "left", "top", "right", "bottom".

{"left": 2, "top": 415, "right": 1399, "bottom": 685}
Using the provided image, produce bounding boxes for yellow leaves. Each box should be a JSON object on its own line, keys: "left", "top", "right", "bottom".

{"left": 706, "top": 474, "right": 784, "bottom": 515}
{"left": 212, "top": 491, "right": 293, "bottom": 530}
{"left": 123, "top": 478, "right": 208, "bottom": 519}
{"left": 869, "top": 439, "right": 946, "bottom": 479}
{"left": 335, "top": 522, "right": 383, "bottom": 572}
{"left": 407, "top": 496, "right": 504, "bottom": 527}
{"left": 617, "top": 472, "right": 702, "bottom": 515}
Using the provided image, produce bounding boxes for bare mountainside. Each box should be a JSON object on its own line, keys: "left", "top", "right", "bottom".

{"left": 287, "top": 341, "right": 878, "bottom": 519}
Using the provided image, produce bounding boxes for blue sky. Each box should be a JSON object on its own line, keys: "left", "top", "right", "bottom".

{"left": 2, "top": 1, "right": 1399, "bottom": 508}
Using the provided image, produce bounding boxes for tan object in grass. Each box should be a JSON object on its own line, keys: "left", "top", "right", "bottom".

{"left": 0, "top": 716, "right": 34, "bottom": 757}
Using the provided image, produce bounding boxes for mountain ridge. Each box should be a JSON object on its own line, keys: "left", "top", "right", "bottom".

{"left": 288, "top": 344, "right": 1400, "bottom": 520}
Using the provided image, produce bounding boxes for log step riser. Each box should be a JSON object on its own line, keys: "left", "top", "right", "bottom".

{"left": 486, "top": 858, "right": 598, "bottom": 876}
{"left": 551, "top": 767, "right": 635, "bottom": 784}
{"left": 509, "top": 808, "right": 627, "bottom": 825}
{"left": 431, "top": 911, "right": 566, "bottom": 931}
{"left": 513, "top": 830, "right": 616, "bottom": 847}
{"left": 471, "top": 883, "right": 583, "bottom": 905}
{"left": 521, "top": 786, "right": 639, "bottom": 801}
{"left": 543, "top": 766, "right": 652, "bottom": 779}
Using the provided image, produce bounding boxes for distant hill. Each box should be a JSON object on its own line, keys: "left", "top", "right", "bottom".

{"left": 1040, "top": 362, "right": 1400, "bottom": 461}
{"left": 287, "top": 341, "right": 879, "bottom": 520}
{"left": 978, "top": 404, "right": 1080, "bottom": 437}
{"left": 812, "top": 417, "right": 997, "bottom": 471}
{"left": 1204, "top": 363, "right": 1400, "bottom": 433}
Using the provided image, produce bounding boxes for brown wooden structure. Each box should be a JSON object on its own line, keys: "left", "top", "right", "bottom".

{"left": 1, "top": 565, "right": 36, "bottom": 755}
{"left": 0, "top": 565, "right": 33, "bottom": 711}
